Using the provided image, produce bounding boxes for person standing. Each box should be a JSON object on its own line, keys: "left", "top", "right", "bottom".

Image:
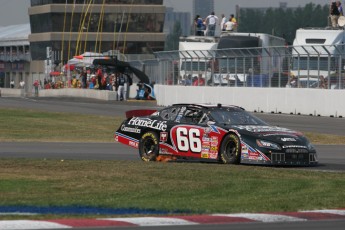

{"left": 10, "top": 79, "right": 15, "bottom": 88}
{"left": 220, "top": 14, "right": 227, "bottom": 32}
{"left": 19, "top": 79, "right": 25, "bottom": 89}
{"left": 205, "top": 12, "right": 219, "bottom": 36}
{"left": 33, "top": 79, "right": 39, "bottom": 96}
{"left": 230, "top": 14, "right": 238, "bottom": 31}
{"left": 96, "top": 66, "right": 103, "bottom": 90}
{"left": 117, "top": 72, "right": 127, "bottom": 101}
{"left": 337, "top": 1, "right": 343, "bottom": 16}
{"left": 330, "top": 1, "right": 340, "bottom": 27}
{"left": 224, "top": 18, "right": 235, "bottom": 32}
{"left": 194, "top": 15, "right": 204, "bottom": 36}
{"left": 81, "top": 67, "right": 88, "bottom": 89}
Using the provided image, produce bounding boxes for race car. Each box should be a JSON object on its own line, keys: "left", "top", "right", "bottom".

{"left": 114, "top": 104, "right": 318, "bottom": 166}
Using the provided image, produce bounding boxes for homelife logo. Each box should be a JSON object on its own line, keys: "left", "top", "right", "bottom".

{"left": 128, "top": 117, "right": 168, "bottom": 131}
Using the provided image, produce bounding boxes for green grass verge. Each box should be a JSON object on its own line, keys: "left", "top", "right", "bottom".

{"left": 0, "top": 108, "right": 123, "bottom": 143}
{"left": 0, "top": 108, "right": 345, "bottom": 144}
{"left": 0, "top": 159, "right": 345, "bottom": 216}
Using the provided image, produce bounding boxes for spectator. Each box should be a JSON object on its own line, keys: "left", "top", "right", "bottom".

{"left": 19, "top": 80, "right": 25, "bottom": 89}
{"left": 81, "top": 67, "right": 88, "bottom": 88}
{"left": 33, "top": 79, "right": 39, "bottom": 96}
{"left": 96, "top": 66, "right": 103, "bottom": 90}
{"left": 337, "top": 1, "right": 343, "bottom": 16}
{"left": 205, "top": 12, "right": 219, "bottom": 36}
{"left": 319, "top": 75, "right": 327, "bottom": 89}
{"left": 224, "top": 18, "right": 235, "bottom": 32}
{"left": 230, "top": 14, "right": 238, "bottom": 31}
{"left": 220, "top": 14, "right": 227, "bottom": 32}
{"left": 10, "top": 79, "right": 15, "bottom": 88}
{"left": 117, "top": 72, "right": 127, "bottom": 101}
{"left": 330, "top": 1, "right": 340, "bottom": 27}
{"left": 194, "top": 15, "right": 204, "bottom": 36}
{"left": 193, "top": 74, "right": 205, "bottom": 86}
{"left": 185, "top": 74, "right": 192, "bottom": 86}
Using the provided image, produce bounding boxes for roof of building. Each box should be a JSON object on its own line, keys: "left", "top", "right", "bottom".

{"left": 0, "top": 24, "right": 30, "bottom": 46}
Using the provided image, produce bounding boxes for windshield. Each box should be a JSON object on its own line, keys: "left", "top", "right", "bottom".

{"left": 181, "top": 61, "right": 210, "bottom": 72}
{"left": 217, "top": 58, "right": 254, "bottom": 73}
{"left": 292, "top": 57, "right": 336, "bottom": 71}
{"left": 209, "top": 109, "right": 268, "bottom": 125}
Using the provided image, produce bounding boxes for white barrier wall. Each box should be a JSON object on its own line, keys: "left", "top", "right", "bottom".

{"left": 0, "top": 88, "right": 25, "bottom": 97}
{"left": 155, "top": 85, "right": 345, "bottom": 118}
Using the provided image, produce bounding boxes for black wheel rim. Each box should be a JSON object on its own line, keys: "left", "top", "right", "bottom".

{"left": 225, "top": 139, "right": 237, "bottom": 159}
{"left": 143, "top": 138, "right": 156, "bottom": 158}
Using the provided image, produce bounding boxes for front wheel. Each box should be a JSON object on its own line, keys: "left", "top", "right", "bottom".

{"left": 219, "top": 133, "right": 241, "bottom": 164}
{"left": 139, "top": 131, "right": 159, "bottom": 162}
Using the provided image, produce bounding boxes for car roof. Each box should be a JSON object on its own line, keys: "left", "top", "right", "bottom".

{"left": 172, "top": 103, "right": 245, "bottom": 111}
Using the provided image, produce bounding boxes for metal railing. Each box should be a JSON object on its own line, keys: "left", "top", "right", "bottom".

{"left": 129, "top": 44, "right": 345, "bottom": 90}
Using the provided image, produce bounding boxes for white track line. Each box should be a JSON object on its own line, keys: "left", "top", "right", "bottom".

{"left": 0, "top": 220, "right": 70, "bottom": 229}
{"left": 301, "top": 209, "right": 345, "bottom": 215}
{"left": 213, "top": 213, "right": 307, "bottom": 222}
{"left": 100, "top": 217, "right": 198, "bottom": 226}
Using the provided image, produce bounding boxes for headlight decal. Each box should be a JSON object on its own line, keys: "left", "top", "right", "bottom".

{"left": 256, "top": 139, "right": 282, "bottom": 150}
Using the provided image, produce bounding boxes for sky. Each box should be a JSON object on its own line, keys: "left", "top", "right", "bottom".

{"left": 0, "top": 0, "right": 332, "bottom": 27}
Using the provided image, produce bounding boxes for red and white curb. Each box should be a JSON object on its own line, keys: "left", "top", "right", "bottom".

{"left": 0, "top": 209, "right": 345, "bottom": 229}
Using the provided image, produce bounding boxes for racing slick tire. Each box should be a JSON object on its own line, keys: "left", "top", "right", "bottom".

{"left": 219, "top": 133, "right": 241, "bottom": 164}
{"left": 139, "top": 131, "right": 159, "bottom": 162}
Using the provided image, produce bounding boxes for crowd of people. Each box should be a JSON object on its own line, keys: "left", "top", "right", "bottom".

{"left": 194, "top": 12, "right": 237, "bottom": 36}
{"left": 38, "top": 65, "right": 155, "bottom": 100}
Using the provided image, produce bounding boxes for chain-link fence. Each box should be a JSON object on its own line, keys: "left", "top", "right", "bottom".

{"left": 130, "top": 44, "right": 345, "bottom": 90}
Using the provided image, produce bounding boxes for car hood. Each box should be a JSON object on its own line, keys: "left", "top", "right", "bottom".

{"left": 227, "top": 125, "right": 307, "bottom": 146}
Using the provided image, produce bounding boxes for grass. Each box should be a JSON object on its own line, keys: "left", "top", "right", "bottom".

{"left": 0, "top": 108, "right": 123, "bottom": 142}
{"left": 0, "top": 108, "right": 345, "bottom": 219}
{"left": 0, "top": 159, "right": 344, "bottom": 218}
{"left": 0, "top": 108, "right": 345, "bottom": 145}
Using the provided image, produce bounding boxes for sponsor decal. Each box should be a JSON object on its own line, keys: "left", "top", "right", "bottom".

{"left": 281, "top": 137, "right": 297, "bottom": 142}
{"left": 209, "top": 152, "right": 218, "bottom": 159}
{"left": 233, "top": 125, "right": 293, "bottom": 133}
{"left": 128, "top": 117, "right": 167, "bottom": 131}
{"left": 159, "top": 148, "right": 170, "bottom": 155}
{"left": 201, "top": 152, "right": 209, "bottom": 158}
{"left": 129, "top": 141, "right": 139, "bottom": 148}
{"left": 160, "top": 132, "right": 168, "bottom": 142}
{"left": 211, "top": 141, "right": 218, "bottom": 147}
{"left": 204, "top": 127, "right": 212, "bottom": 134}
{"left": 114, "top": 134, "right": 119, "bottom": 142}
{"left": 151, "top": 111, "right": 160, "bottom": 116}
{"left": 210, "top": 146, "right": 218, "bottom": 151}
{"left": 175, "top": 107, "right": 186, "bottom": 123}
{"left": 121, "top": 125, "right": 141, "bottom": 134}
{"left": 282, "top": 145, "right": 307, "bottom": 149}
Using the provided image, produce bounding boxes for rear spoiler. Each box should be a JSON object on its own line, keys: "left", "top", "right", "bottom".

{"left": 125, "top": 109, "right": 157, "bottom": 119}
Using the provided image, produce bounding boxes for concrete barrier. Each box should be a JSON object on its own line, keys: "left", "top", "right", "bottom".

{"left": 0, "top": 88, "right": 25, "bottom": 97}
{"left": 155, "top": 85, "right": 345, "bottom": 118}
{"left": 35, "top": 85, "right": 138, "bottom": 101}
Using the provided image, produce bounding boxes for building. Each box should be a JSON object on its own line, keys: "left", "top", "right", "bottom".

{"left": 0, "top": 24, "right": 31, "bottom": 89}
{"left": 193, "top": 0, "right": 214, "bottom": 19}
{"left": 28, "top": 0, "right": 166, "bottom": 76}
{"left": 164, "top": 8, "right": 191, "bottom": 37}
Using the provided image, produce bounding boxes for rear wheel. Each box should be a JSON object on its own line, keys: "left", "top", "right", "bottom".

{"left": 219, "top": 134, "right": 241, "bottom": 164}
{"left": 139, "top": 131, "right": 159, "bottom": 161}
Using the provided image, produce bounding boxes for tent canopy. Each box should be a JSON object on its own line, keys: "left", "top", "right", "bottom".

{"left": 93, "top": 58, "right": 150, "bottom": 84}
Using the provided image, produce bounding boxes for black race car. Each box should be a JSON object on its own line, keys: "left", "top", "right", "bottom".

{"left": 114, "top": 104, "right": 318, "bottom": 166}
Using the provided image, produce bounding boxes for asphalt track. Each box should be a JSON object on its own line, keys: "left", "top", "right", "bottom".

{"left": 0, "top": 97, "right": 345, "bottom": 230}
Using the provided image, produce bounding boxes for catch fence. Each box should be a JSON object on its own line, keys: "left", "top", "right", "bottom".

{"left": 130, "top": 44, "right": 345, "bottom": 90}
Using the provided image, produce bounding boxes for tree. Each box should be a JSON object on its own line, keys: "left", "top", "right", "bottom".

{"left": 165, "top": 21, "right": 182, "bottom": 51}
{"left": 239, "top": 3, "right": 329, "bottom": 44}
